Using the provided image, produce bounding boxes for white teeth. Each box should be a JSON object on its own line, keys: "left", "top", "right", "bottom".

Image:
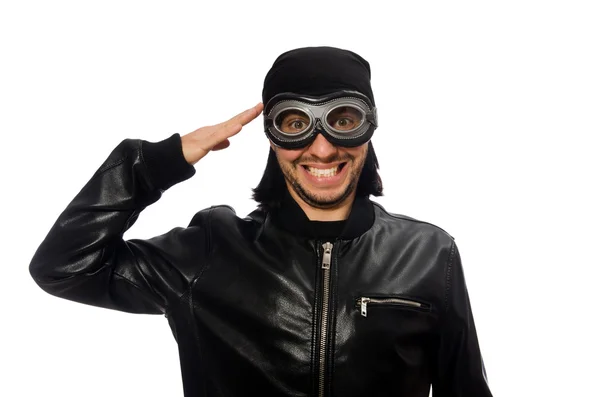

{"left": 307, "top": 166, "right": 338, "bottom": 178}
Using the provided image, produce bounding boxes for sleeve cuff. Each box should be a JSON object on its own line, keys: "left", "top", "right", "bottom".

{"left": 141, "top": 133, "right": 196, "bottom": 191}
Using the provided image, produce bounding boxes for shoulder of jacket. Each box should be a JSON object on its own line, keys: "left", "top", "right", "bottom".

{"left": 186, "top": 205, "right": 236, "bottom": 227}
{"left": 371, "top": 201, "right": 455, "bottom": 241}
{"left": 187, "top": 205, "right": 267, "bottom": 228}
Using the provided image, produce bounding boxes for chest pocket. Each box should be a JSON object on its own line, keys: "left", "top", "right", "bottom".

{"left": 355, "top": 295, "right": 432, "bottom": 317}
{"left": 350, "top": 294, "right": 437, "bottom": 360}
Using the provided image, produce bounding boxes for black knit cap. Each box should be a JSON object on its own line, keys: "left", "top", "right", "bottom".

{"left": 262, "top": 46, "right": 375, "bottom": 106}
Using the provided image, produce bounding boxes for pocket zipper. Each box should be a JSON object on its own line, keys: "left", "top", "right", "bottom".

{"left": 357, "top": 296, "right": 428, "bottom": 317}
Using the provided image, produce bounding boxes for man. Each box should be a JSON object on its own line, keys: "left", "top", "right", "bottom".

{"left": 30, "top": 47, "right": 493, "bottom": 396}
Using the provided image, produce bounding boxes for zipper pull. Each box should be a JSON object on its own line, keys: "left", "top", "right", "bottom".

{"left": 322, "top": 242, "right": 333, "bottom": 269}
{"left": 360, "top": 297, "right": 370, "bottom": 317}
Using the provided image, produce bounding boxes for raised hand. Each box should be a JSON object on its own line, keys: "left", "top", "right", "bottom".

{"left": 181, "top": 102, "right": 264, "bottom": 165}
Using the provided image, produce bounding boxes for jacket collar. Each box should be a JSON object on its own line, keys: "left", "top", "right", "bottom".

{"left": 268, "top": 189, "right": 375, "bottom": 240}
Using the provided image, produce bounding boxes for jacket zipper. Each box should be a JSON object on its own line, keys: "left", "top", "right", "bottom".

{"left": 357, "top": 297, "right": 427, "bottom": 317}
{"left": 318, "top": 241, "right": 334, "bottom": 397}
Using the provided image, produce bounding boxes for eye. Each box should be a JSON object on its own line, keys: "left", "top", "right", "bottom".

{"left": 335, "top": 118, "right": 353, "bottom": 128}
{"left": 331, "top": 115, "right": 359, "bottom": 131}
{"left": 276, "top": 110, "right": 311, "bottom": 134}
{"left": 290, "top": 120, "right": 308, "bottom": 130}
{"left": 327, "top": 106, "right": 363, "bottom": 131}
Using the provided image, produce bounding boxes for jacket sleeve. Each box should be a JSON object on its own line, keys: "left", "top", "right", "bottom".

{"left": 28, "top": 133, "right": 204, "bottom": 315}
{"left": 432, "top": 241, "right": 493, "bottom": 396}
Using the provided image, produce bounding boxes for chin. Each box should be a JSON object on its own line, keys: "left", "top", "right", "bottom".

{"left": 294, "top": 182, "right": 354, "bottom": 209}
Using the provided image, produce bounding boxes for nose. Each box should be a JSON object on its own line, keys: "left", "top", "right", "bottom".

{"left": 307, "top": 132, "right": 338, "bottom": 160}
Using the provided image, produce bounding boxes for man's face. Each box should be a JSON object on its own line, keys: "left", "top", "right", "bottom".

{"left": 272, "top": 134, "right": 368, "bottom": 209}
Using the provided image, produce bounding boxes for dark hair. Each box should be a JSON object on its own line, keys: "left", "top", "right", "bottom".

{"left": 251, "top": 141, "right": 383, "bottom": 211}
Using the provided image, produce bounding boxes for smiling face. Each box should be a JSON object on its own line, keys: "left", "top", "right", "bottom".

{"left": 272, "top": 133, "right": 369, "bottom": 210}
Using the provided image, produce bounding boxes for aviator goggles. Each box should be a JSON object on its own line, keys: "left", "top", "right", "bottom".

{"left": 263, "top": 90, "right": 378, "bottom": 149}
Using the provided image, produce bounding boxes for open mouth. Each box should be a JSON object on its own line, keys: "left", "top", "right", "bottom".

{"left": 301, "top": 162, "right": 346, "bottom": 178}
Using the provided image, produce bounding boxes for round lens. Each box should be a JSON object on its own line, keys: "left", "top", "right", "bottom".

{"left": 326, "top": 106, "right": 364, "bottom": 132}
{"left": 275, "top": 109, "right": 312, "bottom": 135}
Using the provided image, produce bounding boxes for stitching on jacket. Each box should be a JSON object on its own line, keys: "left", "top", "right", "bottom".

{"left": 112, "top": 271, "right": 164, "bottom": 313}
{"left": 371, "top": 202, "right": 454, "bottom": 239}
{"left": 96, "top": 156, "right": 129, "bottom": 177}
{"left": 95, "top": 140, "right": 138, "bottom": 177}
{"left": 183, "top": 207, "right": 214, "bottom": 304}
{"left": 138, "top": 140, "right": 163, "bottom": 193}
{"left": 124, "top": 239, "right": 167, "bottom": 308}
{"left": 137, "top": 140, "right": 153, "bottom": 191}
{"left": 181, "top": 208, "right": 213, "bottom": 390}
{"left": 444, "top": 241, "right": 457, "bottom": 314}
{"left": 167, "top": 206, "right": 220, "bottom": 319}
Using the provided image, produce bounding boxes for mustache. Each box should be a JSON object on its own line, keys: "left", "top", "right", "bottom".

{"left": 293, "top": 153, "right": 354, "bottom": 166}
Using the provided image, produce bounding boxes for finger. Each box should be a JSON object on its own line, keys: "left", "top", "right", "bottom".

{"left": 197, "top": 103, "right": 262, "bottom": 151}
{"left": 224, "top": 102, "right": 264, "bottom": 129}
{"left": 207, "top": 103, "right": 261, "bottom": 144}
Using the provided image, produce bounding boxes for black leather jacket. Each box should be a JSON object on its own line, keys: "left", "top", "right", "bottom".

{"left": 29, "top": 134, "right": 493, "bottom": 396}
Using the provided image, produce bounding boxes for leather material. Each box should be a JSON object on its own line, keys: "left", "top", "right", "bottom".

{"left": 30, "top": 135, "right": 493, "bottom": 396}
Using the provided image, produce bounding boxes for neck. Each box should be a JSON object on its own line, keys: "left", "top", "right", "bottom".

{"left": 286, "top": 186, "right": 355, "bottom": 221}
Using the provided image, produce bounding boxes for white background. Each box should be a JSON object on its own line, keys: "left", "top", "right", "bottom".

{"left": 1, "top": 1, "right": 598, "bottom": 396}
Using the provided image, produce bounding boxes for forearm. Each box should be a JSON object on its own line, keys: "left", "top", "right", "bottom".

{"left": 29, "top": 134, "right": 195, "bottom": 309}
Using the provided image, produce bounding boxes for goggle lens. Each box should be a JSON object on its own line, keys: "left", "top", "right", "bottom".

{"left": 275, "top": 109, "right": 312, "bottom": 135}
{"left": 326, "top": 106, "right": 364, "bottom": 133}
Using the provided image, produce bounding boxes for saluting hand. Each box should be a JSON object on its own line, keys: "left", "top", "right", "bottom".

{"left": 181, "top": 103, "right": 264, "bottom": 165}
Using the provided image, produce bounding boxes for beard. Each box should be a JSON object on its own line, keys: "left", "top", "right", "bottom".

{"left": 277, "top": 152, "right": 366, "bottom": 209}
